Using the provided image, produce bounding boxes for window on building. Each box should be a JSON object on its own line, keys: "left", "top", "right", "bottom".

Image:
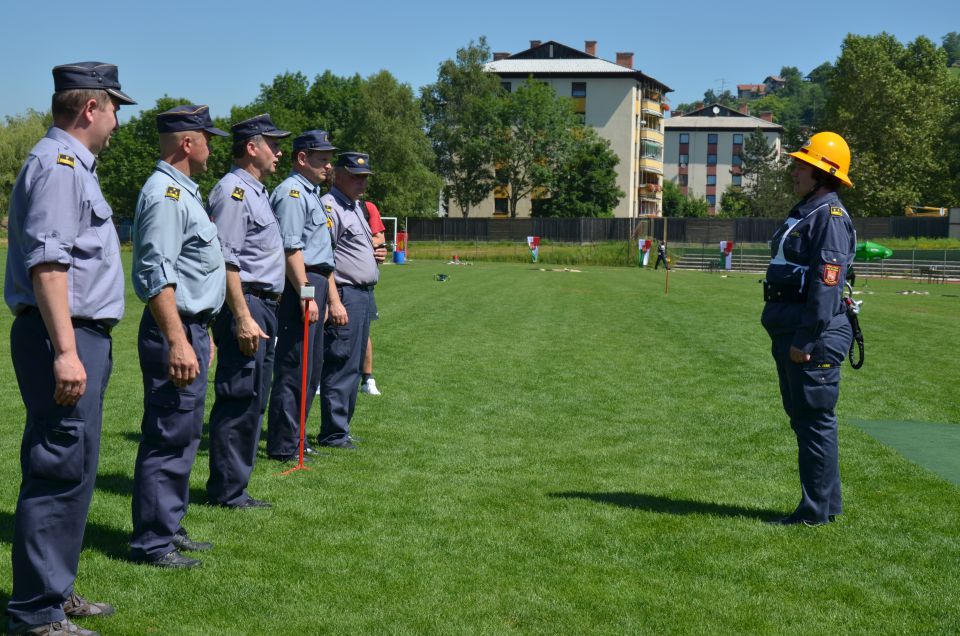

{"left": 679, "top": 153, "right": 689, "bottom": 166}
{"left": 641, "top": 141, "right": 663, "bottom": 161}
{"left": 571, "top": 82, "right": 586, "bottom": 97}
{"left": 706, "top": 195, "right": 716, "bottom": 206}
{"left": 732, "top": 174, "right": 742, "bottom": 186}
{"left": 733, "top": 133, "right": 743, "bottom": 144}
{"left": 501, "top": 82, "right": 512, "bottom": 93}
{"left": 706, "top": 175, "right": 717, "bottom": 186}
{"left": 732, "top": 154, "right": 743, "bottom": 166}
{"left": 707, "top": 154, "right": 717, "bottom": 165}
{"left": 679, "top": 133, "right": 689, "bottom": 144}
{"left": 678, "top": 174, "right": 688, "bottom": 186}
{"left": 494, "top": 198, "right": 509, "bottom": 215}
{"left": 708, "top": 133, "right": 718, "bottom": 144}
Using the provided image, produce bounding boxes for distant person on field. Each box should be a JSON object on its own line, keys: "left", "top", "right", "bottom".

{"left": 361, "top": 199, "right": 387, "bottom": 396}
{"left": 655, "top": 240, "right": 670, "bottom": 270}
{"left": 761, "top": 132, "right": 856, "bottom": 527}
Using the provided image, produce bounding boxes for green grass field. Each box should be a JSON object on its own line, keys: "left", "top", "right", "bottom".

{"left": 1, "top": 252, "right": 959, "bottom": 635}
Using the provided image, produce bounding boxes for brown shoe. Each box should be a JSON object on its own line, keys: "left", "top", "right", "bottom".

{"left": 62, "top": 592, "right": 115, "bottom": 618}
{"left": 9, "top": 618, "right": 100, "bottom": 635}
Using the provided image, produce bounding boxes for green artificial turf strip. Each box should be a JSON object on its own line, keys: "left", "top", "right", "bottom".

{"left": 0, "top": 252, "right": 958, "bottom": 634}
{"left": 850, "top": 420, "right": 960, "bottom": 486}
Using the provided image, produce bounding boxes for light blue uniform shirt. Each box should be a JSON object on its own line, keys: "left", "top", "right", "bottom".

{"left": 320, "top": 186, "right": 379, "bottom": 287}
{"left": 4, "top": 127, "right": 124, "bottom": 323}
{"left": 208, "top": 167, "right": 285, "bottom": 293}
{"left": 270, "top": 172, "right": 335, "bottom": 270}
{"left": 132, "top": 161, "right": 226, "bottom": 316}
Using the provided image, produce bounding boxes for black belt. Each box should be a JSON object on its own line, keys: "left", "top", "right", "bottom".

{"left": 762, "top": 281, "right": 807, "bottom": 303}
{"left": 183, "top": 310, "right": 217, "bottom": 329}
{"left": 339, "top": 283, "right": 375, "bottom": 291}
{"left": 305, "top": 265, "right": 334, "bottom": 276}
{"left": 242, "top": 287, "right": 282, "bottom": 303}
{"left": 17, "top": 306, "right": 114, "bottom": 335}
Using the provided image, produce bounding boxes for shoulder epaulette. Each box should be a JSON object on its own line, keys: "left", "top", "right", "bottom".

{"left": 830, "top": 206, "right": 844, "bottom": 217}
{"left": 231, "top": 186, "right": 245, "bottom": 201}
{"left": 165, "top": 185, "right": 181, "bottom": 201}
{"left": 289, "top": 189, "right": 300, "bottom": 199}
{"left": 57, "top": 153, "right": 75, "bottom": 168}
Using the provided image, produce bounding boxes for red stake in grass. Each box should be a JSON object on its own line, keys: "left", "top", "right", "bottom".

{"left": 282, "top": 293, "right": 313, "bottom": 475}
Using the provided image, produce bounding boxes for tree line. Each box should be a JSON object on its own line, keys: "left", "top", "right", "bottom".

{"left": 670, "top": 32, "right": 960, "bottom": 218}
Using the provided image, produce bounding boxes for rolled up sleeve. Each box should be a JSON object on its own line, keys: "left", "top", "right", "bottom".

{"left": 22, "top": 160, "right": 80, "bottom": 272}
{"left": 271, "top": 190, "right": 306, "bottom": 252}
{"left": 133, "top": 194, "right": 184, "bottom": 301}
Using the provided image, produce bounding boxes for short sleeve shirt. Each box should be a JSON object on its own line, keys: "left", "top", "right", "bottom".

{"left": 132, "top": 161, "right": 226, "bottom": 315}
{"left": 270, "top": 172, "right": 335, "bottom": 270}
{"left": 208, "top": 167, "right": 285, "bottom": 293}
{"left": 4, "top": 126, "right": 124, "bottom": 323}
{"left": 320, "top": 186, "right": 379, "bottom": 287}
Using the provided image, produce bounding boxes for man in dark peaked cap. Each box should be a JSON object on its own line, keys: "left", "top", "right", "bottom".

{"left": 4, "top": 61, "right": 134, "bottom": 636}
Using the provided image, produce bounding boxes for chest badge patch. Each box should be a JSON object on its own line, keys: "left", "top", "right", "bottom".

{"left": 165, "top": 186, "right": 181, "bottom": 201}
{"left": 289, "top": 189, "right": 300, "bottom": 198}
{"left": 57, "top": 153, "right": 75, "bottom": 168}
{"left": 830, "top": 206, "right": 844, "bottom": 217}
{"left": 823, "top": 263, "right": 841, "bottom": 286}
{"left": 231, "top": 186, "right": 245, "bottom": 201}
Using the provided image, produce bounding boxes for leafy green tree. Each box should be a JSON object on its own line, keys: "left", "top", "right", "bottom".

{"left": 493, "top": 79, "right": 579, "bottom": 217}
{"left": 739, "top": 128, "right": 794, "bottom": 217}
{"left": 1, "top": 110, "right": 51, "bottom": 223}
{"left": 343, "top": 71, "right": 442, "bottom": 217}
{"left": 718, "top": 185, "right": 751, "bottom": 217}
{"left": 823, "top": 33, "right": 957, "bottom": 215}
{"left": 421, "top": 38, "right": 502, "bottom": 218}
{"left": 538, "top": 126, "right": 622, "bottom": 217}
{"left": 943, "top": 32, "right": 960, "bottom": 67}
{"left": 662, "top": 180, "right": 709, "bottom": 217}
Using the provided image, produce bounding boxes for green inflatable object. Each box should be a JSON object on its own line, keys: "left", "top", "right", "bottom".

{"left": 855, "top": 241, "right": 893, "bottom": 262}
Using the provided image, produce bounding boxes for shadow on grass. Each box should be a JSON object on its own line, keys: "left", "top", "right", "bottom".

{"left": 550, "top": 491, "right": 782, "bottom": 520}
{"left": 96, "top": 472, "right": 207, "bottom": 506}
{"left": 0, "top": 511, "right": 129, "bottom": 561}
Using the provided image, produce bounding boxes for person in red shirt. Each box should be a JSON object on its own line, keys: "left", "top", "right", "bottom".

{"left": 361, "top": 200, "right": 386, "bottom": 395}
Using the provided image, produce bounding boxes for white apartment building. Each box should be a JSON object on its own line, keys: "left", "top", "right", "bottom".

{"left": 481, "top": 40, "right": 671, "bottom": 218}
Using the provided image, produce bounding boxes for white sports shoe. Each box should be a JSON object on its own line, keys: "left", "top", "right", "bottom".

{"left": 360, "top": 378, "right": 381, "bottom": 396}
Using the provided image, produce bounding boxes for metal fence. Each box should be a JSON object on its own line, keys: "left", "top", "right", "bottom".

{"left": 406, "top": 216, "right": 950, "bottom": 244}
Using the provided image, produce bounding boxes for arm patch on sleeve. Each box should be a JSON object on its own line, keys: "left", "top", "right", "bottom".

{"left": 823, "top": 263, "right": 841, "bottom": 286}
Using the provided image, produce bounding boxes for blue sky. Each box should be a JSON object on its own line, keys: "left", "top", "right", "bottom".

{"left": 2, "top": 0, "right": 956, "bottom": 122}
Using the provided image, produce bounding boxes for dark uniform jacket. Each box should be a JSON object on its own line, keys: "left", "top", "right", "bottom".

{"left": 761, "top": 191, "right": 856, "bottom": 354}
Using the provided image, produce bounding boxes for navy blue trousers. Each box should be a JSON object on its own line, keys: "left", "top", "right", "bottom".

{"left": 7, "top": 311, "right": 112, "bottom": 629}
{"left": 319, "top": 285, "right": 372, "bottom": 446}
{"left": 266, "top": 272, "right": 328, "bottom": 457}
{"left": 206, "top": 295, "right": 278, "bottom": 506}
{"left": 130, "top": 308, "right": 211, "bottom": 561}
{"left": 770, "top": 316, "right": 852, "bottom": 523}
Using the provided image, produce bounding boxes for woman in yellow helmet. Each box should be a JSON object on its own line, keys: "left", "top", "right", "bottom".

{"left": 761, "top": 131, "right": 856, "bottom": 526}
